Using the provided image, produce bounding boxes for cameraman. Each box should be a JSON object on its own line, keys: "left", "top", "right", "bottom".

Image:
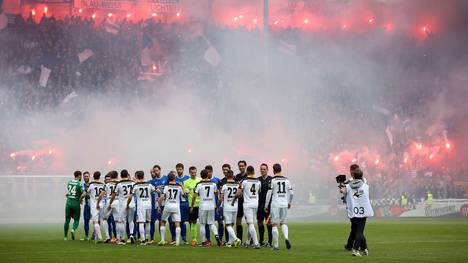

{"left": 340, "top": 166, "right": 373, "bottom": 257}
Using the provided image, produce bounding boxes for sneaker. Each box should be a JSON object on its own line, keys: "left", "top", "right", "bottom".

{"left": 140, "top": 241, "right": 147, "bottom": 246}
{"left": 352, "top": 249, "right": 362, "bottom": 257}
{"left": 130, "top": 235, "right": 135, "bottom": 244}
{"left": 111, "top": 238, "right": 117, "bottom": 243}
{"left": 253, "top": 244, "right": 261, "bottom": 249}
{"left": 70, "top": 230, "right": 75, "bottom": 240}
{"left": 234, "top": 239, "right": 242, "bottom": 248}
{"left": 215, "top": 236, "right": 221, "bottom": 246}
{"left": 182, "top": 239, "right": 189, "bottom": 245}
{"left": 191, "top": 240, "right": 198, "bottom": 247}
{"left": 105, "top": 239, "right": 111, "bottom": 243}
{"left": 117, "top": 241, "right": 126, "bottom": 245}
{"left": 158, "top": 240, "right": 167, "bottom": 246}
{"left": 148, "top": 240, "right": 155, "bottom": 244}
{"left": 362, "top": 249, "right": 369, "bottom": 256}
{"left": 64, "top": 237, "right": 68, "bottom": 241}
{"left": 170, "top": 240, "right": 177, "bottom": 245}
{"left": 271, "top": 247, "right": 280, "bottom": 251}
{"left": 201, "top": 241, "right": 212, "bottom": 247}
{"left": 285, "top": 239, "right": 292, "bottom": 250}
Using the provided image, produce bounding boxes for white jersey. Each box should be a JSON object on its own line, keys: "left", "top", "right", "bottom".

{"left": 87, "top": 181, "right": 105, "bottom": 207}
{"left": 132, "top": 182, "right": 155, "bottom": 209}
{"left": 162, "top": 184, "right": 184, "bottom": 210}
{"left": 221, "top": 181, "right": 239, "bottom": 212}
{"left": 345, "top": 182, "right": 374, "bottom": 218}
{"left": 104, "top": 181, "right": 118, "bottom": 205}
{"left": 268, "top": 176, "right": 293, "bottom": 208}
{"left": 241, "top": 177, "right": 261, "bottom": 208}
{"left": 115, "top": 180, "right": 135, "bottom": 207}
{"left": 195, "top": 180, "right": 217, "bottom": 211}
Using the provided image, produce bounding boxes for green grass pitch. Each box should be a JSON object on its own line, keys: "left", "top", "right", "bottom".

{"left": 1, "top": 218, "right": 467, "bottom": 263}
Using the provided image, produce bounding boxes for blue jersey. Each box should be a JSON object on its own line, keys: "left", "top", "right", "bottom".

{"left": 176, "top": 175, "right": 190, "bottom": 203}
{"left": 211, "top": 176, "right": 221, "bottom": 206}
{"left": 150, "top": 175, "right": 168, "bottom": 207}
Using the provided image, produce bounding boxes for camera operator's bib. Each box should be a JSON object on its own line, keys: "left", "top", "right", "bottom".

{"left": 345, "top": 183, "right": 374, "bottom": 218}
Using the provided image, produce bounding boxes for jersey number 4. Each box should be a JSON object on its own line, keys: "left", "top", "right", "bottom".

{"left": 250, "top": 184, "right": 257, "bottom": 196}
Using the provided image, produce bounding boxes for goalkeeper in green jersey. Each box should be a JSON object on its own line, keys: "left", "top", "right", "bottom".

{"left": 64, "top": 171, "right": 85, "bottom": 240}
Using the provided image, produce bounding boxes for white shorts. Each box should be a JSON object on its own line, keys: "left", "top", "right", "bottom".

{"left": 102, "top": 205, "right": 119, "bottom": 220}
{"left": 136, "top": 208, "right": 152, "bottom": 223}
{"left": 244, "top": 207, "right": 257, "bottom": 224}
{"left": 161, "top": 208, "right": 181, "bottom": 222}
{"left": 91, "top": 205, "right": 101, "bottom": 222}
{"left": 271, "top": 207, "right": 288, "bottom": 224}
{"left": 223, "top": 210, "right": 237, "bottom": 225}
{"left": 118, "top": 205, "right": 135, "bottom": 223}
{"left": 199, "top": 210, "right": 215, "bottom": 225}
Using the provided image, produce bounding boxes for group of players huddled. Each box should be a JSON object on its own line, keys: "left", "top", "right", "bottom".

{"left": 64, "top": 161, "right": 294, "bottom": 250}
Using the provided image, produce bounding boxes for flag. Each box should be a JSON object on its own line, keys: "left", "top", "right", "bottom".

{"left": 372, "top": 104, "right": 391, "bottom": 116}
{"left": 78, "top": 49, "right": 94, "bottom": 63}
{"left": 204, "top": 45, "right": 221, "bottom": 66}
{"left": 141, "top": 32, "right": 155, "bottom": 66}
{"left": 62, "top": 91, "right": 78, "bottom": 104}
{"left": 104, "top": 17, "right": 119, "bottom": 34}
{"left": 39, "top": 65, "right": 51, "bottom": 87}
{"left": 0, "top": 13, "right": 7, "bottom": 30}
{"left": 385, "top": 126, "right": 393, "bottom": 146}
{"left": 278, "top": 40, "right": 296, "bottom": 55}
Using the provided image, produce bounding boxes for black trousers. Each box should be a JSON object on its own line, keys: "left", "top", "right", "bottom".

{"left": 346, "top": 217, "right": 368, "bottom": 250}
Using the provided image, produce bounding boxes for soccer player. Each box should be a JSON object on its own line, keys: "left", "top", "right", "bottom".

{"left": 183, "top": 166, "right": 202, "bottom": 246}
{"left": 258, "top": 163, "right": 273, "bottom": 246}
{"left": 84, "top": 171, "right": 105, "bottom": 243}
{"left": 205, "top": 165, "right": 224, "bottom": 245}
{"left": 235, "top": 160, "right": 247, "bottom": 242}
{"left": 64, "top": 171, "right": 84, "bottom": 240}
{"left": 219, "top": 170, "right": 242, "bottom": 247}
{"left": 127, "top": 171, "right": 156, "bottom": 246}
{"left": 149, "top": 165, "right": 167, "bottom": 244}
{"left": 158, "top": 171, "right": 184, "bottom": 246}
{"left": 97, "top": 171, "right": 119, "bottom": 243}
{"left": 81, "top": 171, "right": 91, "bottom": 241}
{"left": 108, "top": 169, "right": 134, "bottom": 245}
{"left": 238, "top": 165, "right": 261, "bottom": 248}
{"left": 219, "top": 164, "right": 231, "bottom": 243}
{"left": 265, "top": 163, "right": 293, "bottom": 250}
{"left": 192, "top": 169, "right": 221, "bottom": 246}
{"left": 174, "top": 163, "right": 190, "bottom": 244}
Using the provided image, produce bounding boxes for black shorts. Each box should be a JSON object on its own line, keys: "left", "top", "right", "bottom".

{"left": 257, "top": 205, "right": 269, "bottom": 221}
{"left": 189, "top": 207, "right": 199, "bottom": 222}
{"left": 237, "top": 201, "right": 244, "bottom": 218}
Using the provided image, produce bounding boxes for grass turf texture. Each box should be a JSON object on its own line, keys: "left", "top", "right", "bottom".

{"left": 0, "top": 218, "right": 467, "bottom": 263}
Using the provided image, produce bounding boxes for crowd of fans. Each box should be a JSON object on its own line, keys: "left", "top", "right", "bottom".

{"left": 1, "top": 13, "right": 466, "bottom": 204}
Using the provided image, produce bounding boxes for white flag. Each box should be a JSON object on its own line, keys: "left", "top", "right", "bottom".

{"left": 385, "top": 126, "right": 393, "bottom": 146}
{"left": 62, "top": 91, "right": 78, "bottom": 104}
{"left": 204, "top": 45, "right": 221, "bottom": 66}
{"left": 78, "top": 49, "right": 94, "bottom": 63}
{"left": 39, "top": 65, "right": 51, "bottom": 87}
{"left": 104, "top": 18, "right": 119, "bottom": 34}
{"left": 141, "top": 48, "right": 154, "bottom": 66}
